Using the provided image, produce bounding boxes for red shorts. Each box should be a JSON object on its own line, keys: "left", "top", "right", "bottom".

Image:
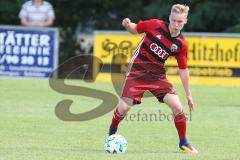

{"left": 121, "top": 76, "right": 176, "bottom": 105}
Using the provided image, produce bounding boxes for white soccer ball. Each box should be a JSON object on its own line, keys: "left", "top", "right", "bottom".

{"left": 104, "top": 134, "right": 127, "bottom": 154}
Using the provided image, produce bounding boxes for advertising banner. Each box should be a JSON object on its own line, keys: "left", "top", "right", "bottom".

{"left": 94, "top": 31, "right": 240, "bottom": 86}
{"left": 0, "top": 25, "right": 59, "bottom": 78}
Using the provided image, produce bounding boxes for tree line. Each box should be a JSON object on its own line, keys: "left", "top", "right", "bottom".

{"left": 1, "top": 0, "right": 239, "bottom": 65}
{"left": 0, "top": 0, "right": 240, "bottom": 32}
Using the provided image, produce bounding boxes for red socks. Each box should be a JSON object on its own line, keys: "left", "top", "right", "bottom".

{"left": 110, "top": 108, "right": 125, "bottom": 129}
{"left": 174, "top": 112, "right": 187, "bottom": 139}
{"left": 110, "top": 108, "right": 187, "bottom": 139}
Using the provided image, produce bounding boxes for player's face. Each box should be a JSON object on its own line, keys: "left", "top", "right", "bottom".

{"left": 169, "top": 12, "right": 187, "bottom": 33}
{"left": 35, "top": 0, "right": 42, "bottom": 3}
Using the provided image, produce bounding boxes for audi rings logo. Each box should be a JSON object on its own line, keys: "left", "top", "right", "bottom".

{"left": 150, "top": 43, "right": 169, "bottom": 59}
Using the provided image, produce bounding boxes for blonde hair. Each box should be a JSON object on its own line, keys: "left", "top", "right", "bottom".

{"left": 171, "top": 4, "right": 190, "bottom": 15}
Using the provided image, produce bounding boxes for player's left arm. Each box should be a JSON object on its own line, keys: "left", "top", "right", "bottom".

{"left": 179, "top": 69, "right": 194, "bottom": 111}
{"left": 176, "top": 44, "right": 194, "bottom": 111}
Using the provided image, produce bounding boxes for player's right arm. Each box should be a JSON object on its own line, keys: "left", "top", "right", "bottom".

{"left": 122, "top": 18, "right": 138, "bottom": 35}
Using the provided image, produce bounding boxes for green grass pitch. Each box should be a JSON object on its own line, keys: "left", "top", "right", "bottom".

{"left": 0, "top": 78, "right": 239, "bottom": 160}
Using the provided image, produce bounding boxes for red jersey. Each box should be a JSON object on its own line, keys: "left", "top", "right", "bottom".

{"left": 127, "top": 19, "right": 188, "bottom": 81}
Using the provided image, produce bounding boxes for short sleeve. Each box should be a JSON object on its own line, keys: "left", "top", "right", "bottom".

{"left": 46, "top": 3, "right": 55, "bottom": 19}
{"left": 18, "top": 3, "right": 28, "bottom": 19}
{"left": 175, "top": 44, "right": 188, "bottom": 69}
{"left": 136, "top": 19, "right": 160, "bottom": 34}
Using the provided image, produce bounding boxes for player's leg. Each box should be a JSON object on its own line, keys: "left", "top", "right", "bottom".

{"left": 163, "top": 93, "right": 186, "bottom": 138}
{"left": 109, "top": 98, "right": 132, "bottom": 135}
{"left": 163, "top": 93, "right": 198, "bottom": 154}
{"left": 108, "top": 76, "right": 145, "bottom": 135}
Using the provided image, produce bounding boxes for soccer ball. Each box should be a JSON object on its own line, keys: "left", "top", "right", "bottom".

{"left": 104, "top": 134, "right": 127, "bottom": 154}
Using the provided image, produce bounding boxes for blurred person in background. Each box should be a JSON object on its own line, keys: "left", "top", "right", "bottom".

{"left": 19, "top": 0, "right": 55, "bottom": 27}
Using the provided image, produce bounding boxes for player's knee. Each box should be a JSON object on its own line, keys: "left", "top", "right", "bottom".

{"left": 172, "top": 105, "right": 184, "bottom": 115}
{"left": 118, "top": 99, "right": 131, "bottom": 113}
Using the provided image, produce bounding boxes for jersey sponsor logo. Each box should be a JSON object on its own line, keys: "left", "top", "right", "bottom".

{"left": 156, "top": 35, "right": 161, "bottom": 40}
{"left": 171, "top": 43, "right": 178, "bottom": 52}
{"left": 150, "top": 43, "right": 169, "bottom": 59}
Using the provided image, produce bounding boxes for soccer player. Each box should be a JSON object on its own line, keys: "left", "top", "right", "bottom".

{"left": 108, "top": 4, "right": 198, "bottom": 154}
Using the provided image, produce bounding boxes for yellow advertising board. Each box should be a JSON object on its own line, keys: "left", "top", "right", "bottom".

{"left": 94, "top": 31, "right": 240, "bottom": 86}
{"left": 94, "top": 33, "right": 143, "bottom": 63}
